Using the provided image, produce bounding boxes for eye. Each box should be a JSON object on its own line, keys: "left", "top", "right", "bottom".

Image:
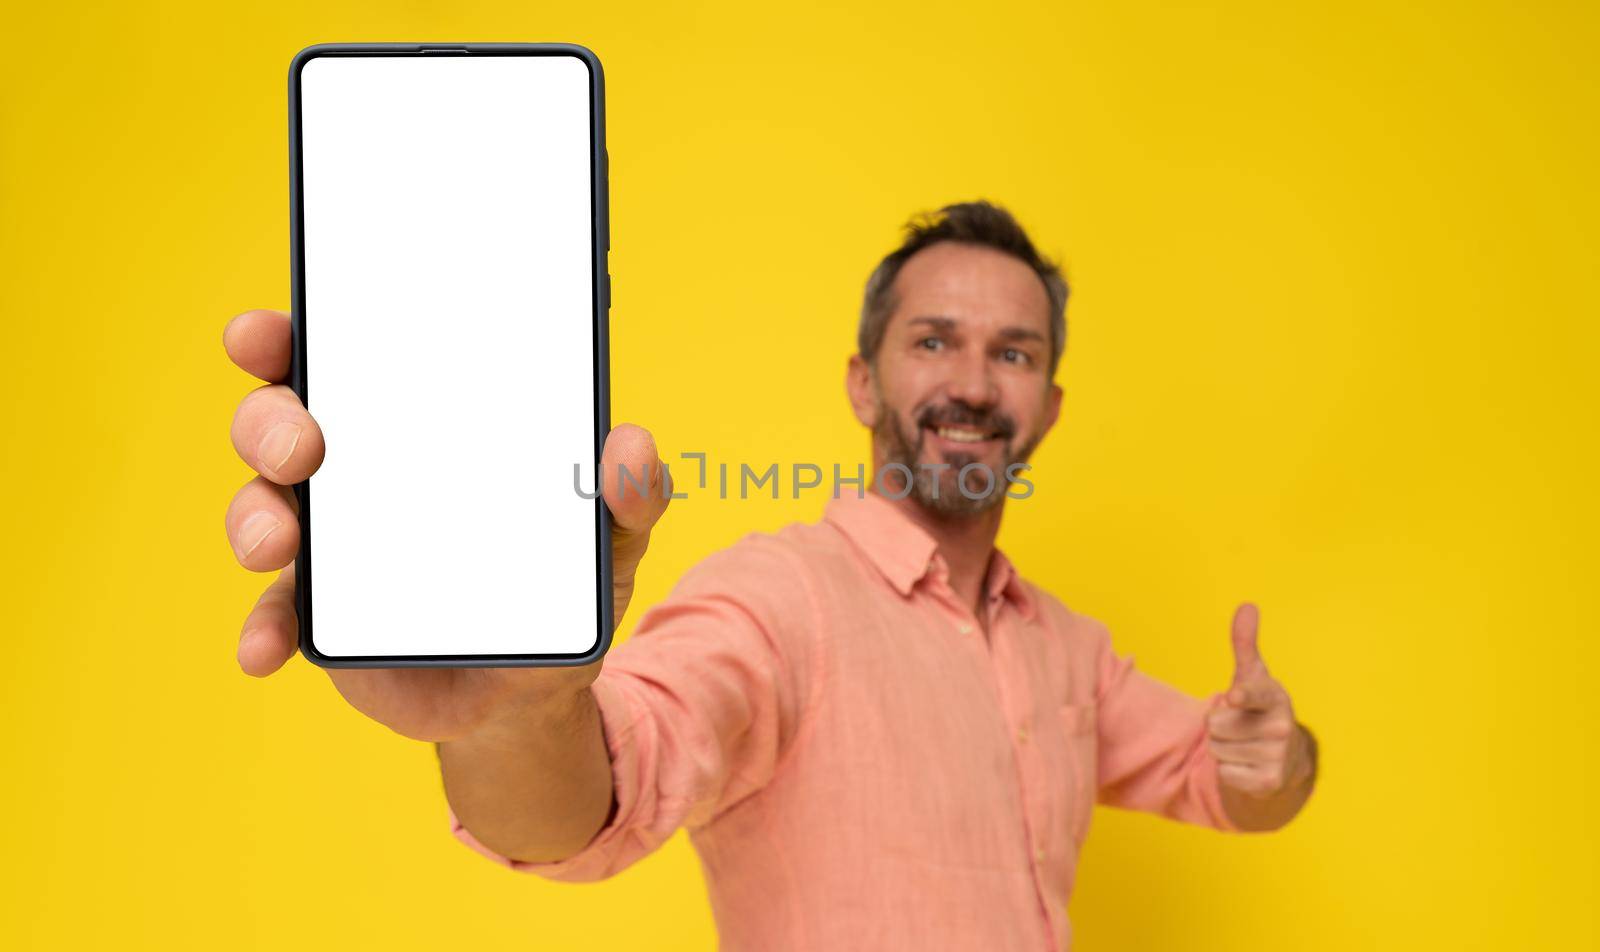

{"left": 1000, "top": 347, "right": 1030, "bottom": 365}
{"left": 917, "top": 336, "right": 945, "bottom": 352}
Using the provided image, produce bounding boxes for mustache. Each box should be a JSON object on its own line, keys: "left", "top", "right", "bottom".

{"left": 913, "top": 402, "right": 1016, "bottom": 440}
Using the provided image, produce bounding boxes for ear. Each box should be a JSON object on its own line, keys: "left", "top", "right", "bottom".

{"left": 1042, "top": 381, "right": 1063, "bottom": 433}
{"left": 846, "top": 353, "right": 880, "bottom": 429}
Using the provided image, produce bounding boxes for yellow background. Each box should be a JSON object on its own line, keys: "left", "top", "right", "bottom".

{"left": 3, "top": 0, "right": 1595, "bottom": 948}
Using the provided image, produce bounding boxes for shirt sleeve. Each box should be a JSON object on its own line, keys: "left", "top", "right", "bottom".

{"left": 449, "top": 531, "right": 824, "bottom": 879}
{"left": 1089, "top": 619, "right": 1242, "bottom": 833}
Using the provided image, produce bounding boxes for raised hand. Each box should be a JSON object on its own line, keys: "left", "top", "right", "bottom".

{"left": 222, "top": 308, "right": 671, "bottom": 742}
{"left": 1205, "top": 603, "right": 1314, "bottom": 801}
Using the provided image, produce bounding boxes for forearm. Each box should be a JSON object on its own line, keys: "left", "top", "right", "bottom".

{"left": 1219, "top": 722, "right": 1318, "bottom": 832}
{"left": 437, "top": 686, "right": 615, "bottom": 863}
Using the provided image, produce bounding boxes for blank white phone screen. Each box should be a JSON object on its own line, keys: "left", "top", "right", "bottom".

{"left": 299, "top": 53, "right": 600, "bottom": 658}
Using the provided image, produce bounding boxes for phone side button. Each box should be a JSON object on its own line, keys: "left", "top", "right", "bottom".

{"left": 605, "top": 272, "right": 612, "bottom": 310}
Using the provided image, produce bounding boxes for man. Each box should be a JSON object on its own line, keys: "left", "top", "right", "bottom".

{"left": 223, "top": 200, "right": 1318, "bottom": 950}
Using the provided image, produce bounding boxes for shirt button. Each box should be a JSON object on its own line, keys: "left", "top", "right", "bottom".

{"left": 1016, "top": 725, "right": 1030, "bottom": 744}
{"left": 957, "top": 623, "right": 973, "bottom": 635}
{"left": 1034, "top": 846, "right": 1047, "bottom": 864}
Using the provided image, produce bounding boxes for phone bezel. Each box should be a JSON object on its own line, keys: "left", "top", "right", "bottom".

{"left": 287, "top": 42, "right": 614, "bottom": 668}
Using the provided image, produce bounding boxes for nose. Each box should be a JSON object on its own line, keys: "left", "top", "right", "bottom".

{"left": 945, "top": 349, "right": 999, "bottom": 409}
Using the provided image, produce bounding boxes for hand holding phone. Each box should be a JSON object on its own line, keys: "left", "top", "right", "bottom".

{"left": 223, "top": 307, "right": 670, "bottom": 740}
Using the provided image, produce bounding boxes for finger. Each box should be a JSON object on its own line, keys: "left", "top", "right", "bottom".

{"left": 1208, "top": 704, "right": 1296, "bottom": 742}
{"left": 224, "top": 309, "right": 292, "bottom": 382}
{"left": 1217, "top": 761, "right": 1281, "bottom": 798}
{"left": 1226, "top": 675, "right": 1282, "bottom": 712}
{"left": 225, "top": 476, "right": 300, "bottom": 571}
{"left": 238, "top": 564, "right": 298, "bottom": 677}
{"left": 1207, "top": 737, "right": 1287, "bottom": 766}
{"left": 230, "top": 384, "right": 326, "bottom": 484}
{"left": 1230, "top": 601, "right": 1266, "bottom": 686}
{"left": 601, "top": 423, "right": 671, "bottom": 560}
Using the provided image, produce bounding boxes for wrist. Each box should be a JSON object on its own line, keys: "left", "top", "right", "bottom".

{"left": 455, "top": 680, "right": 595, "bottom": 752}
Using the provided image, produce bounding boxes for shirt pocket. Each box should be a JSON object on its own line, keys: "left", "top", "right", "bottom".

{"left": 1060, "top": 702, "right": 1098, "bottom": 845}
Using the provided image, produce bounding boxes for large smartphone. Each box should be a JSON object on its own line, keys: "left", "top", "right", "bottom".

{"left": 288, "top": 43, "right": 612, "bottom": 667}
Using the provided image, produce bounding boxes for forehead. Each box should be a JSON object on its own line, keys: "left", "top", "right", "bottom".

{"left": 886, "top": 241, "right": 1052, "bottom": 337}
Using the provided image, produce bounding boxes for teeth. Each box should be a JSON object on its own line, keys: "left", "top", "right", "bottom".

{"left": 937, "top": 426, "right": 991, "bottom": 443}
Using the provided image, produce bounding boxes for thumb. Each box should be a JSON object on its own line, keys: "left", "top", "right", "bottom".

{"left": 601, "top": 423, "right": 672, "bottom": 558}
{"left": 1229, "top": 601, "right": 1266, "bottom": 690}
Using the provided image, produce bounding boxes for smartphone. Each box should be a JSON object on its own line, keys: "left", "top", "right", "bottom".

{"left": 288, "top": 43, "right": 612, "bottom": 667}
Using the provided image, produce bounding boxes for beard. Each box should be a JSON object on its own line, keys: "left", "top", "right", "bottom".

{"left": 871, "top": 385, "right": 1041, "bottom": 518}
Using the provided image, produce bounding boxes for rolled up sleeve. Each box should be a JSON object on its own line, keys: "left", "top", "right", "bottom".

{"left": 1090, "top": 621, "right": 1242, "bottom": 834}
{"left": 448, "top": 533, "right": 823, "bottom": 879}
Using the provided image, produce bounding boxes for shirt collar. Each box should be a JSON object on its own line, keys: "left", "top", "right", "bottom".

{"left": 822, "top": 490, "right": 1037, "bottom": 621}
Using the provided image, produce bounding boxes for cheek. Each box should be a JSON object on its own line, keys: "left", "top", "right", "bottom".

{"left": 876, "top": 374, "right": 934, "bottom": 427}
{"left": 1000, "top": 389, "right": 1047, "bottom": 433}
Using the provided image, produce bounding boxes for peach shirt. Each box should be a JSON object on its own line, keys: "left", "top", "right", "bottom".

{"left": 452, "top": 488, "right": 1241, "bottom": 950}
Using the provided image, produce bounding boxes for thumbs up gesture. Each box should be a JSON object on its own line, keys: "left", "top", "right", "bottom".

{"left": 1206, "top": 603, "right": 1315, "bottom": 802}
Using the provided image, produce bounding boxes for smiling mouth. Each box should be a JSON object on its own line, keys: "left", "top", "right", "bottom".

{"left": 926, "top": 424, "right": 1003, "bottom": 445}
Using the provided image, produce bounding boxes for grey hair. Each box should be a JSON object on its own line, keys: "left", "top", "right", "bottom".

{"left": 858, "top": 200, "right": 1069, "bottom": 377}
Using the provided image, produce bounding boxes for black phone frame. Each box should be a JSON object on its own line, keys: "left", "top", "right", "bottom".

{"left": 287, "top": 42, "right": 614, "bottom": 668}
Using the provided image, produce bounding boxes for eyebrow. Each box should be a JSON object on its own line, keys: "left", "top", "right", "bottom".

{"left": 907, "top": 315, "right": 1046, "bottom": 345}
{"left": 997, "top": 327, "right": 1047, "bottom": 345}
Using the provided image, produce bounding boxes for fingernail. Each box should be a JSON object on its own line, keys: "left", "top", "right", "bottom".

{"left": 258, "top": 422, "right": 302, "bottom": 476}
{"left": 236, "top": 511, "right": 281, "bottom": 559}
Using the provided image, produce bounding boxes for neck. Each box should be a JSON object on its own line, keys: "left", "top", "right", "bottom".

{"left": 876, "top": 480, "right": 1005, "bottom": 617}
